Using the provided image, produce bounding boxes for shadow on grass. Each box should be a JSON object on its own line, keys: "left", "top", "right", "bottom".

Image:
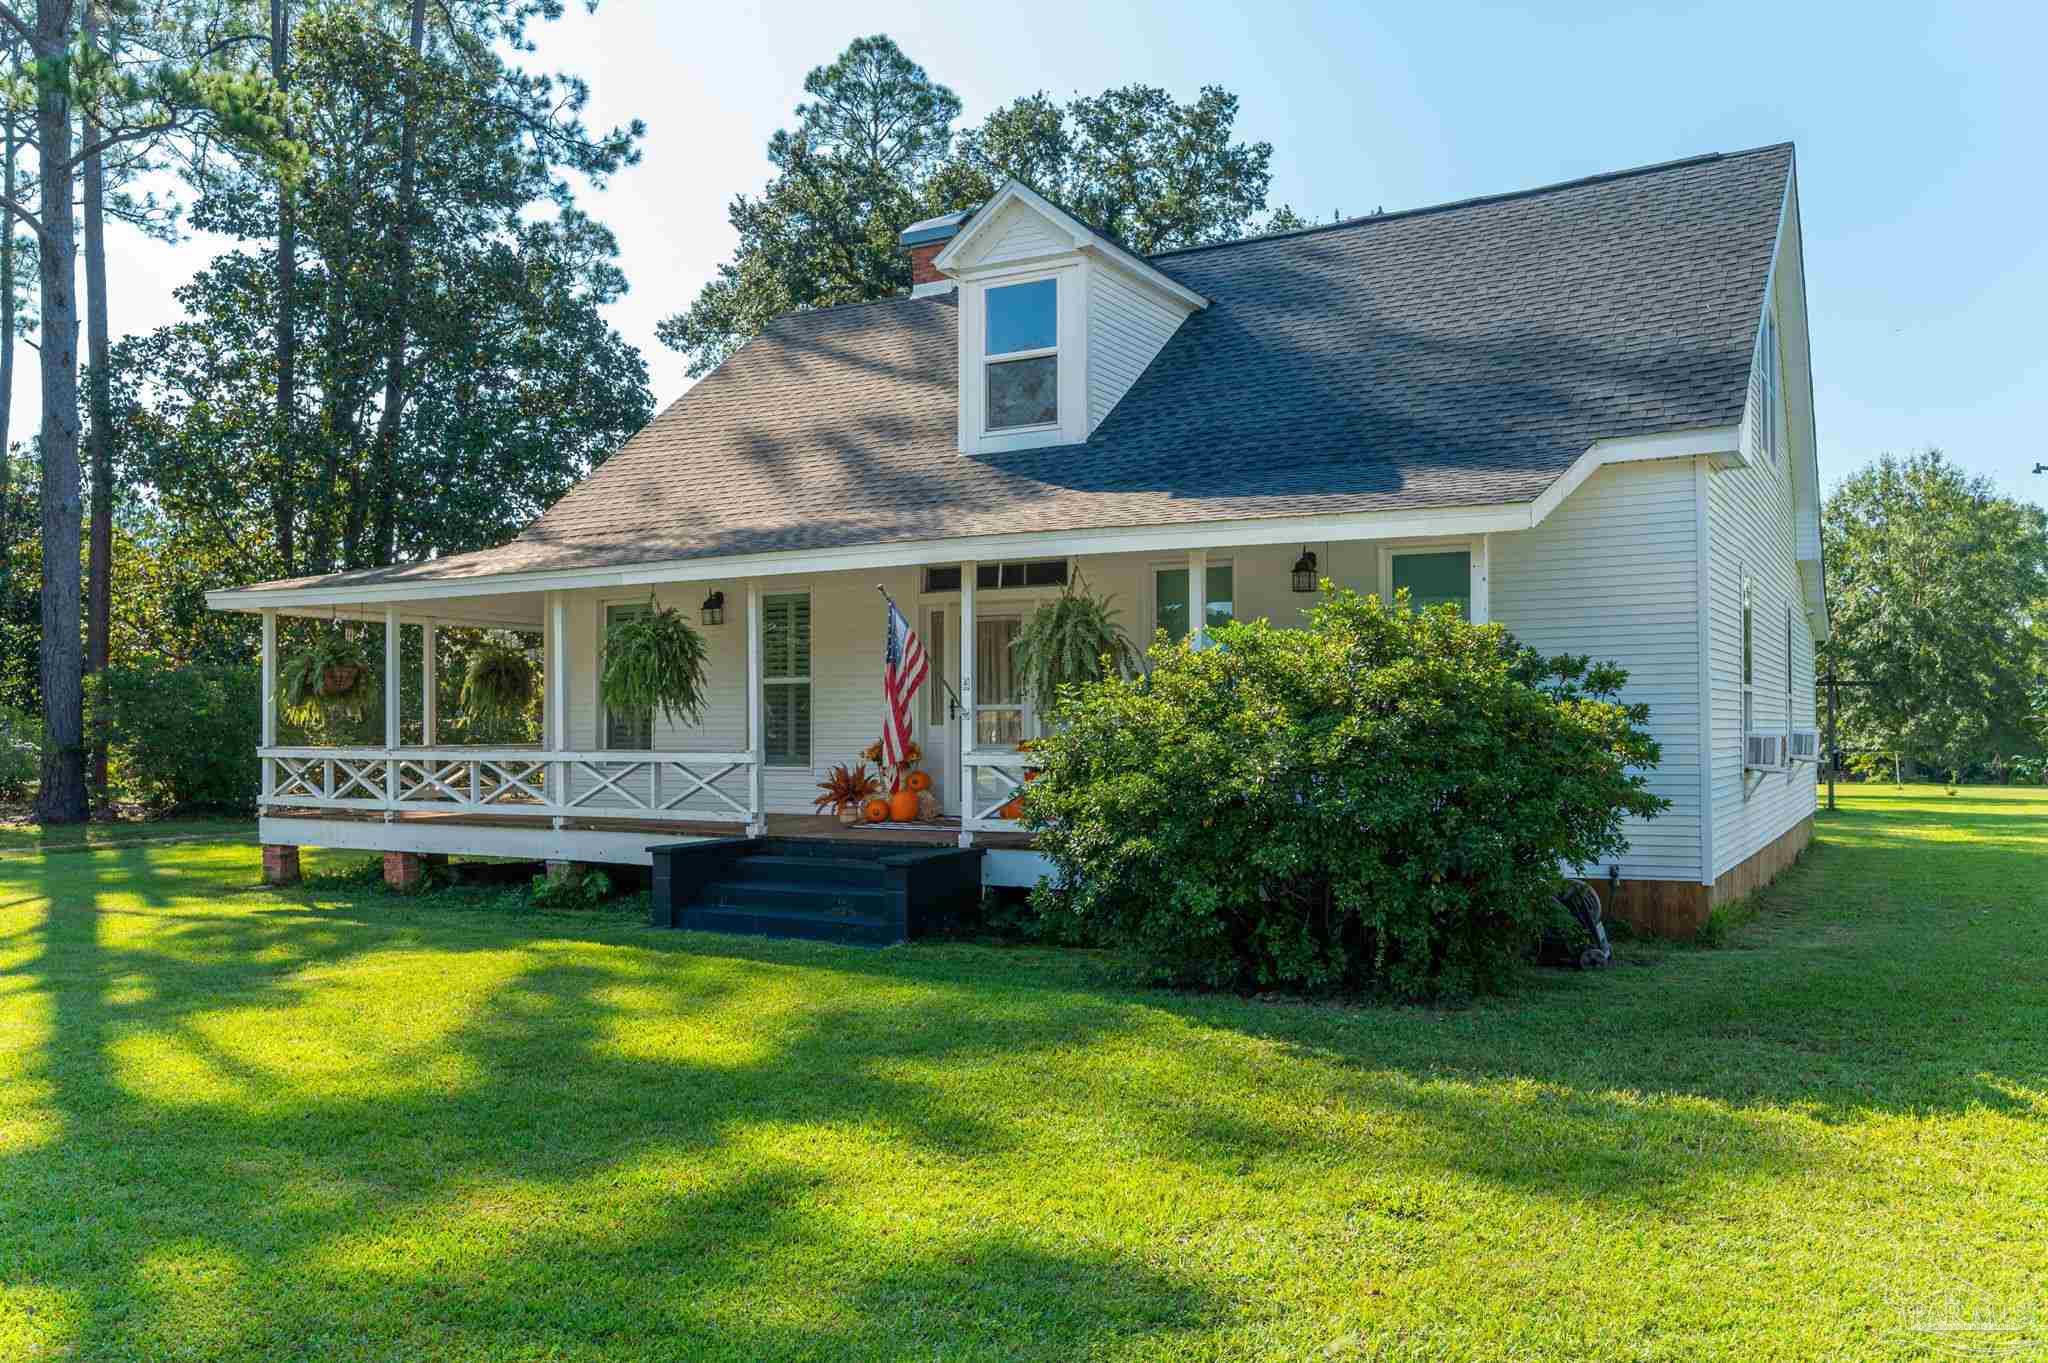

{"left": 0, "top": 844, "right": 1213, "bottom": 1360}
{"left": 0, "top": 794, "right": 2041, "bottom": 1357}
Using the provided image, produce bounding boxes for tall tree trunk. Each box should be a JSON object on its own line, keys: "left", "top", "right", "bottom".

{"left": 32, "top": 0, "right": 87, "bottom": 824}
{"left": 369, "top": 0, "right": 426, "bottom": 568}
{"left": 83, "top": 3, "right": 114, "bottom": 804}
{"left": 271, "top": 0, "right": 296, "bottom": 575}
{"left": 0, "top": 101, "right": 15, "bottom": 467}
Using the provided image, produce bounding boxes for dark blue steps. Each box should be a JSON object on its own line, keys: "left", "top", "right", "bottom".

{"left": 650, "top": 836, "right": 984, "bottom": 947}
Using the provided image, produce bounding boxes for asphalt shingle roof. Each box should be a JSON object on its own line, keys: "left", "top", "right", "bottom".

{"left": 238, "top": 143, "right": 1792, "bottom": 594}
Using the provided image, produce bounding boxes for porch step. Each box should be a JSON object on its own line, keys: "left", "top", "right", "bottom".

{"left": 723, "top": 854, "right": 889, "bottom": 889}
{"left": 679, "top": 904, "right": 899, "bottom": 947}
{"left": 699, "top": 877, "right": 890, "bottom": 917}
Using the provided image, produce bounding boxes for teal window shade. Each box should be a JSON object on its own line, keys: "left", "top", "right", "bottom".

{"left": 1155, "top": 564, "right": 1235, "bottom": 643}
{"left": 762, "top": 593, "right": 812, "bottom": 768}
{"left": 604, "top": 603, "right": 654, "bottom": 750}
{"left": 1390, "top": 551, "right": 1471, "bottom": 615}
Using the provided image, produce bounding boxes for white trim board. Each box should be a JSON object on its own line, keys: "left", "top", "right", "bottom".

{"left": 208, "top": 426, "right": 1740, "bottom": 616}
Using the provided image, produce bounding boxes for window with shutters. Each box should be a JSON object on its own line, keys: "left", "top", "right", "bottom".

{"left": 604, "top": 602, "right": 654, "bottom": 750}
{"left": 762, "top": 592, "right": 812, "bottom": 768}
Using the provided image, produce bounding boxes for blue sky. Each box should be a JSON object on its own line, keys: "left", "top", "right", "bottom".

{"left": 66, "top": 0, "right": 2048, "bottom": 508}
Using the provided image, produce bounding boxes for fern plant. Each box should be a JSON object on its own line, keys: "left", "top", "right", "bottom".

{"left": 1012, "top": 576, "right": 1139, "bottom": 710}
{"left": 460, "top": 641, "right": 536, "bottom": 731}
{"left": 600, "top": 598, "right": 711, "bottom": 726}
{"left": 277, "top": 633, "right": 373, "bottom": 725}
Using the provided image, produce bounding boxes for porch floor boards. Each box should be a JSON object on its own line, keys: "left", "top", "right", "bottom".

{"left": 266, "top": 807, "right": 1038, "bottom": 850}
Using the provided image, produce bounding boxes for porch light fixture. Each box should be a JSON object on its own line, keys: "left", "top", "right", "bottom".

{"left": 700, "top": 590, "right": 725, "bottom": 626}
{"left": 1291, "top": 547, "right": 1318, "bottom": 593}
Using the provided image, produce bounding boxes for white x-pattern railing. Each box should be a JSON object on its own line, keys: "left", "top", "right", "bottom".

{"left": 962, "top": 749, "right": 1036, "bottom": 833}
{"left": 260, "top": 746, "right": 757, "bottom": 826}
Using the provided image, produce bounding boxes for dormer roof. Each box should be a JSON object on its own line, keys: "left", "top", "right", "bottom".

{"left": 932, "top": 180, "right": 1209, "bottom": 311}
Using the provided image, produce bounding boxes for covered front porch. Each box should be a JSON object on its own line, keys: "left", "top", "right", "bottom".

{"left": 230, "top": 527, "right": 1503, "bottom": 882}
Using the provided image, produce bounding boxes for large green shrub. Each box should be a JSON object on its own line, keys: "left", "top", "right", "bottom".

{"left": 0, "top": 704, "right": 38, "bottom": 800}
{"left": 1022, "top": 590, "right": 1668, "bottom": 999}
{"left": 92, "top": 663, "right": 262, "bottom": 812}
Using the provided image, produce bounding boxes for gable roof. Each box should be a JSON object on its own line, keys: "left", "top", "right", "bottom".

{"left": 229, "top": 143, "right": 1795, "bottom": 595}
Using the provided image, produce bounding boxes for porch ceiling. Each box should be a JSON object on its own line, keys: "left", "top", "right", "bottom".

{"left": 269, "top": 591, "right": 546, "bottom": 631}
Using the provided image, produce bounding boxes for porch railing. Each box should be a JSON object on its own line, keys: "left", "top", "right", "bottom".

{"left": 259, "top": 746, "right": 759, "bottom": 827}
{"left": 962, "top": 749, "right": 1035, "bottom": 835}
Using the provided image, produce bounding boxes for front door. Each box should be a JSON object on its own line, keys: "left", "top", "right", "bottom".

{"left": 920, "top": 607, "right": 1030, "bottom": 817}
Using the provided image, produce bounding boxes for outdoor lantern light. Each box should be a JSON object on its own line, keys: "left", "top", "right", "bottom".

{"left": 1291, "top": 547, "right": 1318, "bottom": 593}
{"left": 700, "top": 590, "right": 725, "bottom": 626}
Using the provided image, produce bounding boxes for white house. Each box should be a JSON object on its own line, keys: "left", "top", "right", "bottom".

{"left": 207, "top": 142, "right": 1825, "bottom": 937}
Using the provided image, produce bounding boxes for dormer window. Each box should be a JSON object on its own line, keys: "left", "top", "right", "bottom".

{"left": 984, "top": 278, "right": 1058, "bottom": 431}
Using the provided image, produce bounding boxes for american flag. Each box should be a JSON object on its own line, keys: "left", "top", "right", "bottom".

{"left": 881, "top": 595, "right": 929, "bottom": 767}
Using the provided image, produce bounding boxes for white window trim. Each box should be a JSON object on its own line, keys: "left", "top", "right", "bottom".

{"left": 981, "top": 272, "right": 1062, "bottom": 437}
{"left": 761, "top": 589, "right": 813, "bottom": 770}
{"left": 1378, "top": 540, "right": 1486, "bottom": 622}
{"left": 599, "top": 594, "right": 657, "bottom": 751}
{"left": 1758, "top": 310, "right": 1782, "bottom": 467}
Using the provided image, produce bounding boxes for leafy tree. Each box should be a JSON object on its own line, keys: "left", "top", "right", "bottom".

{"left": 657, "top": 34, "right": 958, "bottom": 377}
{"left": 1822, "top": 449, "right": 2048, "bottom": 782}
{"left": 118, "top": 0, "right": 649, "bottom": 585}
{"left": 927, "top": 84, "right": 1275, "bottom": 252}
{"left": 0, "top": 0, "right": 294, "bottom": 821}
{"left": 659, "top": 36, "right": 1287, "bottom": 378}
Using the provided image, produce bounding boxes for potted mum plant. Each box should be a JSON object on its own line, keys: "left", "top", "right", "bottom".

{"left": 600, "top": 597, "right": 711, "bottom": 727}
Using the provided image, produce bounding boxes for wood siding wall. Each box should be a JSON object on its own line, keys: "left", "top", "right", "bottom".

{"left": 1491, "top": 459, "right": 1706, "bottom": 883}
{"left": 1707, "top": 277, "right": 1819, "bottom": 878}
{"left": 1086, "top": 267, "right": 1185, "bottom": 432}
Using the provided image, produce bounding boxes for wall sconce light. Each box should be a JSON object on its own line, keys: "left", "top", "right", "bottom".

{"left": 700, "top": 590, "right": 725, "bottom": 626}
{"left": 1291, "top": 547, "right": 1319, "bottom": 593}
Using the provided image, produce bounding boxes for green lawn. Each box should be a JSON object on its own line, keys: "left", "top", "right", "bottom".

{"left": 0, "top": 787, "right": 2042, "bottom": 1361}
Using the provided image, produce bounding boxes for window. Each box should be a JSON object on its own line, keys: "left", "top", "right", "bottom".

{"left": 923, "top": 559, "right": 1068, "bottom": 593}
{"left": 1785, "top": 606, "right": 1795, "bottom": 704}
{"left": 1390, "top": 550, "right": 1472, "bottom": 616}
{"left": 1758, "top": 311, "right": 1782, "bottom": 465}
{"left": 1155, "top": 563, "right": 1234, "bottom": 644}
{"left": 1741, "top": 588, "right": 1755, "bottom": 742}
{"left": 762, "top": 592, "right": 811, "bottom": 768}
{"left": 985, "top": 279, "right": 1058, "bottom": 430}
{"left": 604, "top": 603, "right": 654, "bottom": 750}
{"left": 926, "top": 609, "right": 948, "bottom": 725}
{"left": 974, "top": 617, "right": 1026, "bottom": 746}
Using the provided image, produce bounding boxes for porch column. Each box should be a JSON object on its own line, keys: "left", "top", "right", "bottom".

{"left": 958, "top": 560, "right": 976, "bottom": 848}
{"left": 259, "top": 608, "right": 277, "bottom": 806}
{"left": 547, "top": 591, "right": 568, "bottom": 827}
{"left": 745, "top": 581, "right": 766, "bottom": 836}
{"left": 1470, "top": 534, "right": 1492, "bottom": 624}
{"left": 420, "top": 618, "right": 437, "bottom": 747}
{"left": 1187, "top": 547, "right": 1208, "bottom": 648}
{"left": 383, "top": 604, "right": 402, "bottom": 813}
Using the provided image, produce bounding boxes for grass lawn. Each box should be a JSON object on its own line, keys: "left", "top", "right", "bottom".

{"left": 0, "top": 786, "right": 2042, "bottom": 1361}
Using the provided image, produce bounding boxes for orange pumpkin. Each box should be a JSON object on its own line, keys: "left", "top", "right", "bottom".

{"left": 889, "top": 789, "right": 919, "bottom": 822}
{"left": 862, "top": 798, "right": 890, "bottom": 823}
{"left": 905, "top": 770, "right": 932, "bottom": 793}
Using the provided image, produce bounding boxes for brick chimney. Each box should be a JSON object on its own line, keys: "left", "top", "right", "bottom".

{"left": 901, "top": 210, "right": 970, "bottom": 296}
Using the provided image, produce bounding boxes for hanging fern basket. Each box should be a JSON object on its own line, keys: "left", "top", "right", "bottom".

{"left": 278, "top": 634, "right": 374, "bottom": 723}
{"left": 1012, "top": 575, "right": 1140, "bottom": 710}
{"left": 600, "top": 599, "right": 712, "bottom": 727}
{"left": 461, "top": 643, "right": 536, "bottom": 730}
